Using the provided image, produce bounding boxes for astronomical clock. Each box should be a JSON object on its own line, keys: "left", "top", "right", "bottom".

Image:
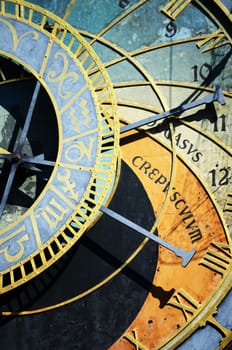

{"left": 0, "top": 0, "right": 231, "bottom": 349}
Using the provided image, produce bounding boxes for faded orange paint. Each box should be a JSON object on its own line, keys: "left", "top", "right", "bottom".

{"left": 110, "top": 131, "right": 228, "bottom": 349}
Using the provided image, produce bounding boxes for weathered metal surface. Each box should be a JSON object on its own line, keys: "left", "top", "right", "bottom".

{"left": 0, "top": 1, "right": 231, "bottom": 349}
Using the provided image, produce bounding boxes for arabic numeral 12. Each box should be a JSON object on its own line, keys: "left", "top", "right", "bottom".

{"left": 209, "top": 166, "right": 231, "bottom": 187}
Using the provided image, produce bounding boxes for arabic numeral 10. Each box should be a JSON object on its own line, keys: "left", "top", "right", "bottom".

{"left": 191, "top": 63, "right": 212, "bottom": 81}
{"left": 209, "top": 165, "right": 231, "bottom": 187}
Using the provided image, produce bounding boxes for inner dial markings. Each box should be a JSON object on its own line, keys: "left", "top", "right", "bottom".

{"left": 0, "top": 1, "right": 231, "bottom": 349}
{"left": 0, "top": 2, "right": 119, "bottom": 294}
{"left": 65, "top": 0, "right": 232, "bottom": 348}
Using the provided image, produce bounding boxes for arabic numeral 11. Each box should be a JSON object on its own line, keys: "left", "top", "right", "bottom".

{"left": 209, "top": 165, "right": 231, "bottom": 187}
{"left": 213, "top": 114, "right": 227, "bottom": 132}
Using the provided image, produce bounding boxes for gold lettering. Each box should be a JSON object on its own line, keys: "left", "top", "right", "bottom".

{"left": 199, "top": 242, "right": 231, "bottom": 276}
{"left": 36, "top": 198, "right": 69, "bottom": 229}
{"left": 0, "top": 226, "right": 29, "bottom": 262}
{"left": 123, "top": 329, "right": 148, "bottom": 350}
{"left": 47, "top": 51, "right": 79, "bottom": 99}
{"left": 79, "top": 98, "right": 91, "bottom": 128}
{"left": 70, "top": 107, "right": 81, "bottom": 132}
{"left": 161, "top": 0, "right": 192, "bottom": 20}
{"left": 70, "top": 100, "right": 91, "bottom": 132}
{"left": 57, "top": 169, "right": 79, "bottom": 201}
{"left": 197, "top": 29, "right": 231, "bottom": 53}
{"left": 0, "top": 18, "right": 39, "bottom": 52}
{"left": 168, "top": 289, "right": 200, "bottom": 321}
{"left": 65, "top": 137, "right": 95, "bottom": 163}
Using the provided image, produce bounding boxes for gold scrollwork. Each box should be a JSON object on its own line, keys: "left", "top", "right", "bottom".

{"left": 70, "top": 107, "right": 81, "bottom": 132}
{"left": 36, "top": 198, "right": 69, "bottom": 230}
{"left": 47, "top": 51, "right": 79, "bottom": 99}
{"left": 79, "top": 98, "right": 91, "bottom": 128}
{"left": 0, "top": 18, "right": 39, "bottom": 52}
{"left": 65, "top": 137, "right": 96, "bottom": 163}
{"left": 70, "top": 99, "right": 91, "bottom": 133}
{"left": 57, "top": 169, "right": 79, "bottom": 201}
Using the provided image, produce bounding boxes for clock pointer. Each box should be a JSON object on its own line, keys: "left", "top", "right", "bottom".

{"left": 20, "top": 154, "right": 56, "bottom": 167}
{"left": 15, "top": 80, "right": 41, "bottom": 154}
{"left": 0, "top": 147, "right": 10, "bottom": 155}
{"left": 0, "top": 155, "right": 55, "bottom": 218}
{"left": 105, "top": 86, "right": 225, "bottom": 138}
{"left": 100, "top": 206, "right": 196, "bottom": 267}
{"left": 0, "top": 81, "right": 41, "bottom": 218}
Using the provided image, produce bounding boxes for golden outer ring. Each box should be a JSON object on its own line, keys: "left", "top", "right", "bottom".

{"left": 0, "top": 0, "right": 120, "bottom": 293}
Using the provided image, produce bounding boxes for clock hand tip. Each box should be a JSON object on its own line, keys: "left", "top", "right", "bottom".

{"left": 0, "top": 147, "right": 10, "bottom": 155}
{"left": 214, "top": 86, "right": 226, "bottom": 105}
{"left": 181, "top": 248, "right": 197, "bottom": 268}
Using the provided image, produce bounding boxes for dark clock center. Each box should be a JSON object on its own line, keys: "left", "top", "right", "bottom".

{"left": 0, "top": 57, "right": 58, "bottom": 229}
{"left": 11, "top": 152, "right": 21, "bottom": 163}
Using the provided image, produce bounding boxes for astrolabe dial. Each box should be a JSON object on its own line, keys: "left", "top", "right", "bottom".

{"left": 0, "top": 0, "right": 119, "bottom": 293}
{"left": 0, "top": 1, "right": 231, "bottom": 350}
{"left": 64, "top": 0, "right": 232, "bottom": 348}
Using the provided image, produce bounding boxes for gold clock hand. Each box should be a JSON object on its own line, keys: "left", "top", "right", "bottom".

{"left": 100, "top": 206, "right": 196, "bottom": 267}
{"left": 0, "top": 147, "right": 10, "bottom": 155}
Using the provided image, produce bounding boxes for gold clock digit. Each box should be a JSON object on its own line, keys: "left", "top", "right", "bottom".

{"left": 0, "top": 1, "right": 231, "bottom": 350}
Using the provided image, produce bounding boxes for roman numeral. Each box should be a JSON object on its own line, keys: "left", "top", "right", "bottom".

{"left": 161, "top": 0, "right": 192, "bottom": 20}
{"left": 123, "top": 329, "right": 149, "bottom": 350}
{"left": 168, "top": 289, "right": 200, "bottom": 321}
{"left": 197, "top": 29, "right": 231, "bottom": 53}
{"left": 199, "top": 242, "right": 231, "bottom": 276}
{"left": 36, "top": 198, "right": 69, "bottom": 229}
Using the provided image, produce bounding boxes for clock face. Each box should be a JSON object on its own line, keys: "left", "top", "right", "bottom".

{"left": 0, "top": 3, "right": 119, "bottom": 293}
{"left": 0, "top": 1, "right": 231, "bottom": 350}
